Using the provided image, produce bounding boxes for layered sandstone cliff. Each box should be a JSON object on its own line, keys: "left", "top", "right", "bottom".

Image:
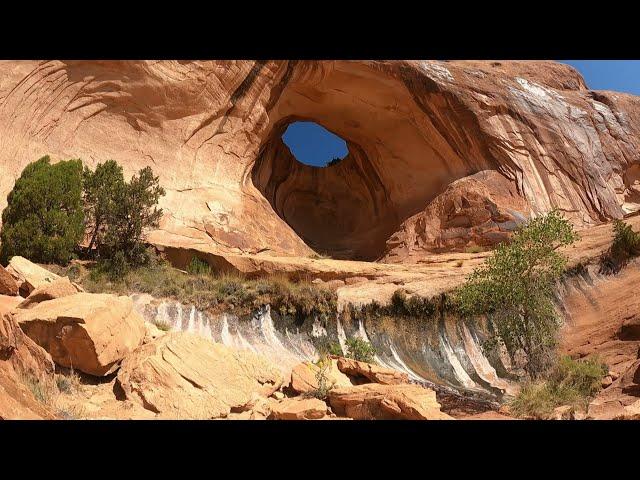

{"left": 0, "top": 60, "right": 638, "bottom": 263}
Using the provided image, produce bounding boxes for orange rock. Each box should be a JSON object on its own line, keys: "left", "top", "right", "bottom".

{"left": 335, "top": 357, "right": 409, "bottom": 385}
{"left": 269, "top": 397, "right": 330, "bottom": 420}
{"left": 0, "top": 265, "right": 19, "bottom": 296}
{"left": 328, "top": 383, "right": 453, "bottom": 420}
{"left": 5, "top": 256, "right": 60, "bottom": 297}
{"left": 117, "top": 332, "right": 283, "bottom": 419}
{"left": 290, "top": 360, "right": 353, "bottom": 394}
{"left": 17, "top": 276, "right": 83, "bottom": 309}
{"left": 14, "top": 292, "right": 145, "bottom": 376}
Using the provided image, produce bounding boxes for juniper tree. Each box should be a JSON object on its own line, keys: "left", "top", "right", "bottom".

{"left": 0, "top": 156, "right": 84, "bottom": 265}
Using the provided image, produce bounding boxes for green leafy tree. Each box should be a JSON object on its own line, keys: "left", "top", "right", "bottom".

{"left": 98, "top": 166, "right": 165, "bottom": 270}
{"left": 455, "top": 210, "right": 579, "bottom": 378}
{"left": 0, "top": 156, "right": 84, "bottom": 265}
{"left": 82, "top": 160, "right": 125, "bottom": 255}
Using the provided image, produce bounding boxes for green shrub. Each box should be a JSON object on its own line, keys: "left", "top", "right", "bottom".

{"left": 465, "top": 245, "right": 485, "bottom": 254}
{"left": 305, "top": 355, "right": 336, "bottom": 400}
{"left": 187, "top": 256, "right": 212, "bottom": 276}
{"left": 600, "top": 219, "right": 640, "bottom": 274}
{"left": 510, "top": 356, "right": 607, "bottom": 418}
{"left": 84, "top": 163, "right": 165, "bottom": 273}
{"left": 455, "top": 210, "right": 579, "bottom": 378}
{"left": 345, "top": 338, "right": 376, "bottom": 363}
{"left": 0, "top": 156, "right": 84, "bottom": 265}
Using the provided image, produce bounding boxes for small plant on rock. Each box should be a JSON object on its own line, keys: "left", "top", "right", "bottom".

{"left": 345, "top": 337, "right": 376, "bottom": 363}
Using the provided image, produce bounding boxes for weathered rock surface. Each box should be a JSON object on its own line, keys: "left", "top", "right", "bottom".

{"left": 328, "top": 383, "right": 453, "bottom": 420}
{"left": 0, "top": 294, "right": 22, "bottom": 311}
{"left": 13, "top": 292, "right": 145, "bottom": 376}
{"left": 290, "top": 359, "right": 353, "bottom": 394}
{"left": 0, "top": 265, "right": 19, "bottom": 296}
{"left": 0, "top": 61, "right": 638, "bottom": 266}
{"left": 17, "top": 276, "right": 83, "bottom": 309}
{"left": 5, "top": 256, "right": 60, "bottom": 296}
{"left": 335, "top": 357, "right": 410, "bottom": 385}
{"left": 0, "top": 305, "right": 55, "bottom": 419}
{"left": 268, "top": 397, "right": 330, "bottom": 420}
{"left": 116, "top": 332, "right": 283, "bottom": 419}
{"left": 383, "top": 171, "right": 529, "bottom": 259}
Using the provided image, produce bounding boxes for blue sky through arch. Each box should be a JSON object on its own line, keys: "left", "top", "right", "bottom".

{"left": 282, "top": 121, "right": 349, "bottom": 167}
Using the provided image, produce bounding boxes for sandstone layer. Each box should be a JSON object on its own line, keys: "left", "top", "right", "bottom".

{"left": 0, "top": 61, "right": 638, "bottom": 266}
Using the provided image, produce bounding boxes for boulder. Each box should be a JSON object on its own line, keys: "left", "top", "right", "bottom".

{"left": 13, "top": 292, "right": 145, "bottom": 376}
{"left": 335, "top": 357, "right": 410, "bottom": 385}
{"left": 290, "top": 359, "right": 353, "bottom": 394}
{"left": 17, "top": 276, "right": 83, "bottom": 309}
{"left": 327, "top": 383, "right": 453, "bottom": 420}
{"left": 269, "top": 397, "right": 330, "bottom": 420}
{"left": 5, "top": 256, "right": 60, "bottom": 296}
{"left": 0, "top": 305, "right": 55, "bottom": 419}
{"left": 0, "top": 265, "right": 19, "bottom": 296}
{"left": 116, "top": 332, "right": 284, "bottom": 419}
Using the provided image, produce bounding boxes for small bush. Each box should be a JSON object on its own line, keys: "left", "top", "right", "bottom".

{"left": 20, "top": 372, "right": 57, "bottom": 406}
{"left": 315, "top": 338, "right": 343, "bottom": 356}
{"left": 187, "top": 256, "right": 212, "bottom": 276}
{"left": 465, "top": 245, "right": 484, "bottom": 254}
{"left": 509, "top": 356, "right": 607, "bottom": 418}
{"left": 345, "top": 338, "right": 376, "bottom": 363}
{"left": 305, "top": 356, "right": 335, "bottom": 400}
{"left": 55, "top": 370, "right": 81, "bottom": 395}
{"left": 600, "top": 219, "right": 640, "bottom": 274}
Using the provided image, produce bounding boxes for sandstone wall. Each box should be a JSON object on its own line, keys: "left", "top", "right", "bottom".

{"left": 0, "top": 60, "right": 638, "bottom": 261}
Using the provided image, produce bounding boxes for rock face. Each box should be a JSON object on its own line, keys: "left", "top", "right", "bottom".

{"left": 382, "top": 171, "right": 529, "bottom": 260}
{"left": 0, "top": 305, "right": 55, "bottom": 419}
{"left": 0, "top": 265, "right": 19, "bottom": 296}
{"left": 116, "top": 332, "right": 283, "bottom": 419}
{"left": 335, "top": 357, "right": 410, "bottom": 385}
{"left": 328, "top": 383, "right": 453, "bottom": 420}
{"left": 5, "top": 256, "right": 60, "bottom": 296}
{"left": 13, "top": 292, "right": 145, "bottom": 376}
{"left": 0, "top": 61, "right": 638, "bottom": 263}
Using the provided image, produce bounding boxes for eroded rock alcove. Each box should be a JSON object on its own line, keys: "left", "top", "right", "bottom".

{"left": 251, "top": 62, "right": 493, "bottom": 260}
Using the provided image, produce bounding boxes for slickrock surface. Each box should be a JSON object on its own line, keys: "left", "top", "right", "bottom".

{"left": 116, "top": 332, "right": 283, "bottom": 419}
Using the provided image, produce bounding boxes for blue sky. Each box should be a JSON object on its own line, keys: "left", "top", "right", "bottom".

{"left": 562, "top": 60, "right": 640, "bottom": 95}
{"left": 283, "top": 62, "right": 640, "bottom": 167}
{"left": 282, "top": 121, "right": 348, "bottom": 167}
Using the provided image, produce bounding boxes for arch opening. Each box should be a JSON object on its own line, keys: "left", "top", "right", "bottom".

{"left": 282, "top": 121, "right": 348, "bottom": 168}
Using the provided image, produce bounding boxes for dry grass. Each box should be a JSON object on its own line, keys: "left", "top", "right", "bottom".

{"left": 71, "top": 258, "right": 337, "bottom": 321}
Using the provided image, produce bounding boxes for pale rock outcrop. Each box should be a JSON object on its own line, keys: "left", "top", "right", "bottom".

{"left": 290, "top": 359, "right": 353, "bottom": 394}
{"left": 328, "top": 383, "right": 453, "bottom": 420}
{"left": 335, "top": 357, "right": 410, "bottom": 385}
{"left": 0, "top": 265, "right": 19, "bottom": 296}
{"left": 116, "top": 332, "right": 283, "bottom": 419}
{"left": 13, "top": 292, "right": 145, "bottom": 376}
{"left": 17, "top": 276, "right": 83, "bottom": 309}
{"left": 269, "top": 397, "right": 330, "bottom": 420}
{"left": 5, "top": 256, "right": 60, "bottom": 296}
